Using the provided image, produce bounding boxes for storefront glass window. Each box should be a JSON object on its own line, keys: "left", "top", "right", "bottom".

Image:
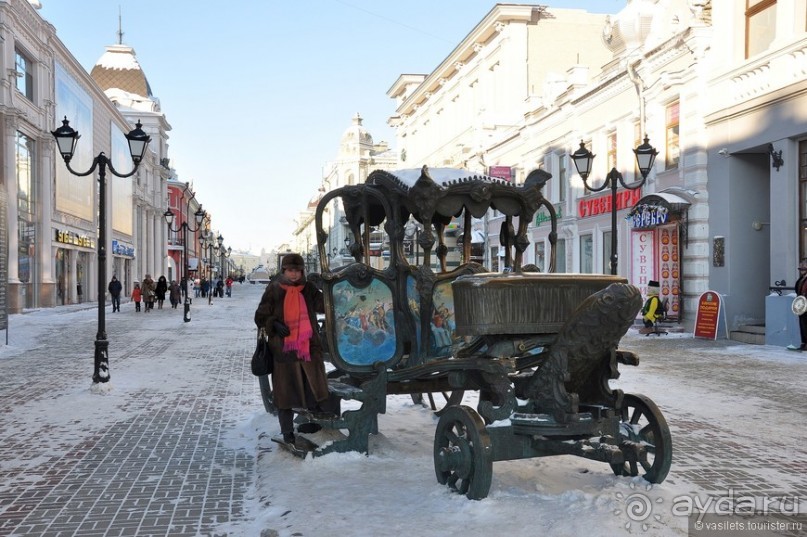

{"left": 603, "top": 230, "right": 612, "bottom": 274}
{"left": 555, "top": 239, "right": 567, "bottom": 273}
{"left": 580, "top": 234, "right": 593, "bottom": 273}
{"left": 17, "top": 132, "right": 34, "bottom": 288}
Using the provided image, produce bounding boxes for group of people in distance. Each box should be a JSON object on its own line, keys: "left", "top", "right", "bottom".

{"left": 106, "top": 274, "right": 235, "bottom": 312}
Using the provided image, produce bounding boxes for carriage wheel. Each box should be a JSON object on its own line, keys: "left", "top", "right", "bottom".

{"left": 258, "top": 374, "right": 277, "bottom": 415}
{"left": 610, "top": 393, "right": 672, "bottom": 483}
{"left": 434, "top": 405, "right": 493, "bottom": 500}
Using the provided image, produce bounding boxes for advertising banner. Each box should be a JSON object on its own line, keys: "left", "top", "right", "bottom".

{"left": 695, "top": 291, "right": 723, "bottom": 339}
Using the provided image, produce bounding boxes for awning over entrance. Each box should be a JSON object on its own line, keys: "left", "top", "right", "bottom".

{"left": 627, "top": 188, "right": 694, "bottom": 229}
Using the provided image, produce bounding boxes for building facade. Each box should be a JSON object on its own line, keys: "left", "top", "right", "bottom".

{"left": 0, "top": 0, "right": 216, "bottom": 317}
{"left": 292, "top": 113, "right": 397, "bottom": 269}
{"left": 380, "top": 0, "right": 807, "bottom": 336}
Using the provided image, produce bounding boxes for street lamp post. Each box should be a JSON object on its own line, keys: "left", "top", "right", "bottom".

{"left": 217, "top": 234, "right": 231, "bottom": 280}
{"left": 51, "top": 117, "right": 151, "bottom": 384}
{"left": 200, "top": 231, "right": 218, "bottom": 305}
{"left": 163, "top": 195, "right": 205, "bottom": 322}
{"left": 570, "top": 135, "right": 658, "bottom": 276}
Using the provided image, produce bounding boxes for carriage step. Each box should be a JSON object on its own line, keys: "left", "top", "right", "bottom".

{"left": 328, "top": 380, "right": 366, "bottom": 400}
{"left": 511, "top": 412, "right": 599, "bottom": 436}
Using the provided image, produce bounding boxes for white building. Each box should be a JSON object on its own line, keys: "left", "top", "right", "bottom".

{"left": 292, "top": 113, "right": 397, "bottom": 270}
{"left": 0, "top": 0, "right": 167, "bottom": 312}
{"left": 382, "top": 0, "right": 807, "bottom": 338}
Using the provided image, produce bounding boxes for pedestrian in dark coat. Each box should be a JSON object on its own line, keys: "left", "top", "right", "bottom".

{"left": 796, "top": 261, "right": 807, "bottom": 350}
{"left": 254, "top": 253, "right": 328, "bottom": 444}
{"left": 108, "top": 276, "right": 123, "bottom": 312}
{"left": 155, "top": 276, "right": 168, "bottom": 309}
{"left": 169, "top": 280, "right": 182, "bottom": 309}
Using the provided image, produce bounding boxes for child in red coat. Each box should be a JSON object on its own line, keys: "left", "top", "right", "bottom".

{"left": 132, "top": 283, "right": 142, "bottom": 312}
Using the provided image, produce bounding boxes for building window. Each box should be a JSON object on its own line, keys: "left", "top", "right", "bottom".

{"left": 555, "top": 238, "right": 567, "bottom": 273}
{"left": 534, "top": 241, "right": 545, "bottom": 272}
{"left": 607, "top": 132, "right": 617, "bottom": 173}
{"left": 558, "top": 153, "right": 567, "bottom": 203}
{"left": 580, "top": 234, "right": 593, "bottom": 273}
{"left": 746, "top": 0, "right": 777, "bottom": 58}
{"left": 634, "top": 122, "right": 642, "bottom": 180}
{"left": 15, "top": 48, "right": 34, "bottom": 101}
{"left": 799, "top": 140, "right": 807, "bottom": 261}
{"left": 603, "top": 230, "right": 612, "bottom": 274}
{"left": 17, "top": 132, "right": 35, "bottom": 284}
{"left": 665, "top": 101, "right": 680, "bottom": 170}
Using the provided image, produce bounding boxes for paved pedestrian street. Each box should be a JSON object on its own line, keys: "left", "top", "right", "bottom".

{"left": 1, "top": 284, "right": 806, "bottom": 536}
{"left": 0, "top": 287, "right": 262, "bottom": 537}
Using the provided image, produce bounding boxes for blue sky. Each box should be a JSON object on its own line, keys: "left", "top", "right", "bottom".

{"left": 39, "top": 0, "right": 623, "bottom": 254}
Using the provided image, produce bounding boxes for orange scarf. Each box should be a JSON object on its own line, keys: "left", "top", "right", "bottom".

{"left": 280, "top": 284, "right": 313, "bottom": 361}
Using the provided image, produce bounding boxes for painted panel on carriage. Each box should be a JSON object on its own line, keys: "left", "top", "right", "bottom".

{"left": 406, "top": 275, "right": 421, "bottom": 355}
{"left": 333, "top": 279, "right": 396, "bottom": 365}
{"left": 429, "top": 280, "right": 460, "bottom": 359}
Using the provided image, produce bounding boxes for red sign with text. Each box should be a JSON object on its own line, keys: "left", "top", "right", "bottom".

{"left": 694, "top": 291, "right": 722, "bottom": 339}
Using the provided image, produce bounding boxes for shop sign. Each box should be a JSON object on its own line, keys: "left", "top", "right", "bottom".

{"left": 112, "top": 240, "right": 135, "bottom": 257}
{"left": 694, "top": 291, "right": 722, "bottom": 340}
{"left": 534, "top": 204, "right": 563, "bottom": 226}
{"left": 488, "top": 166, "right": 513, "bottom": 182}
{"left": 628, "top": 204, "right": 669, "bottom": 228}
{"left": 577, "top": 189, "right": 641, "bottom": 218}
{"left": 55, "top": 228, "right": 95, "bottom": 249}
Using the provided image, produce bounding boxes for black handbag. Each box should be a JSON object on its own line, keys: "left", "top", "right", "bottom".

{"left": 250, "top": 327, "right": 273, "bottom": 376}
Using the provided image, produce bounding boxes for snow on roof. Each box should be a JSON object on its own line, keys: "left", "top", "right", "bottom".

{"left": 95, "top": 44, "right": 142, "bottom": 70}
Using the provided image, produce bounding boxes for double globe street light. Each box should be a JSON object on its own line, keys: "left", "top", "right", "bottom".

{"left": 570, "top": 135, "right": 658, "bottom": 276}
{"left": 163, "top": 196, "right": 205, "bottom": 323}
{"left": 217, "top": 234, "right": 231, "bottom": 281}
{"left": 51, "top": 117, "right": 151, "bottom": 384}
{"left": 199, "top": 230, "right": 218, "bottom": 305}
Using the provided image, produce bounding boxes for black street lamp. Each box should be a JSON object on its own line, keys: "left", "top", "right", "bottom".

{"left": 200, "top": 230, "right": 218, "bottom": 305}
{"left": 51, "top": 116, "right": 151, "bottom": 384}
{"left": 164, "top": 193, "right": 206, "bottom": 322}
{"left": 570, "top": 135, "right": 657, "bottom": 276}
{"left": 217, "top": 234, "right": 231, "bottom": 279}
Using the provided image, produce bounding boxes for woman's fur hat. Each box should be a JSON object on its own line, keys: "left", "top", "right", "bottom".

{"left": 281, "top": 253, "right": 305, "bottom": 271}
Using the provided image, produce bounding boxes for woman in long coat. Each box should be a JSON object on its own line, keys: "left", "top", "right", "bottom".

{"left": 254, "top": 253, "right": 328, "bottom": 444}
{"left": 155, "top": 276, "right": 168, "bottom": 309}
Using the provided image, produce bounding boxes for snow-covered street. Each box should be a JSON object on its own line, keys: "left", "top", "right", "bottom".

{"left": 1, "top": 284, "right": 805, "bottom": 536}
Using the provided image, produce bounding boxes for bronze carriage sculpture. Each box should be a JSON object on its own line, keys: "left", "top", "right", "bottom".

{"left": 259, "top": 166, "right": 672, "bottom": 500}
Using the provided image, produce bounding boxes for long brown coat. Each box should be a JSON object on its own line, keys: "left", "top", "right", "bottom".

{"left": 254, "top": 277, "right": 328, "bottom": 409}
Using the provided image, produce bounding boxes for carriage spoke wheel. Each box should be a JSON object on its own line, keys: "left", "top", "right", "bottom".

{"left": 434, "top": 405, "right": 493, "bottom": 500}
{"left": 258, "top": 374, "right": 277, "bottom": 415}
{"left": 611, "top": 393, "right": 672, "bottom": 483}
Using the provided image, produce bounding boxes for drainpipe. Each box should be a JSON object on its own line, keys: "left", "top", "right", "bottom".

{"left": 627, "top": 60, "right": 646, "bottom": 135}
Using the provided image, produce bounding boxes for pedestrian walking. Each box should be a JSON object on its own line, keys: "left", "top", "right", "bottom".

{"left": 216, "top": 277, "right": 225, "bottom": 298}
{"left": 142, "top": 274, "right": 156, "bottom": 312}
{"left": 132, "top": 282, "right": 142, "bottom": 312}
{"left": 226, "top": 276, "right": 233, "bottom": 297}
{"left": 169, "top": 280, "right": 181, "bottom": 309}
{"left": 156, "top": 276, "right": 168, "bottom": 309}
{"left": 794, "top": 261, "right": 807, "bottom": 350}
{"left": 254, "top": 253, "right": 330, "bottom": 446}
{"left": 108, "top": 275, "right": 123, "bottom": 312}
